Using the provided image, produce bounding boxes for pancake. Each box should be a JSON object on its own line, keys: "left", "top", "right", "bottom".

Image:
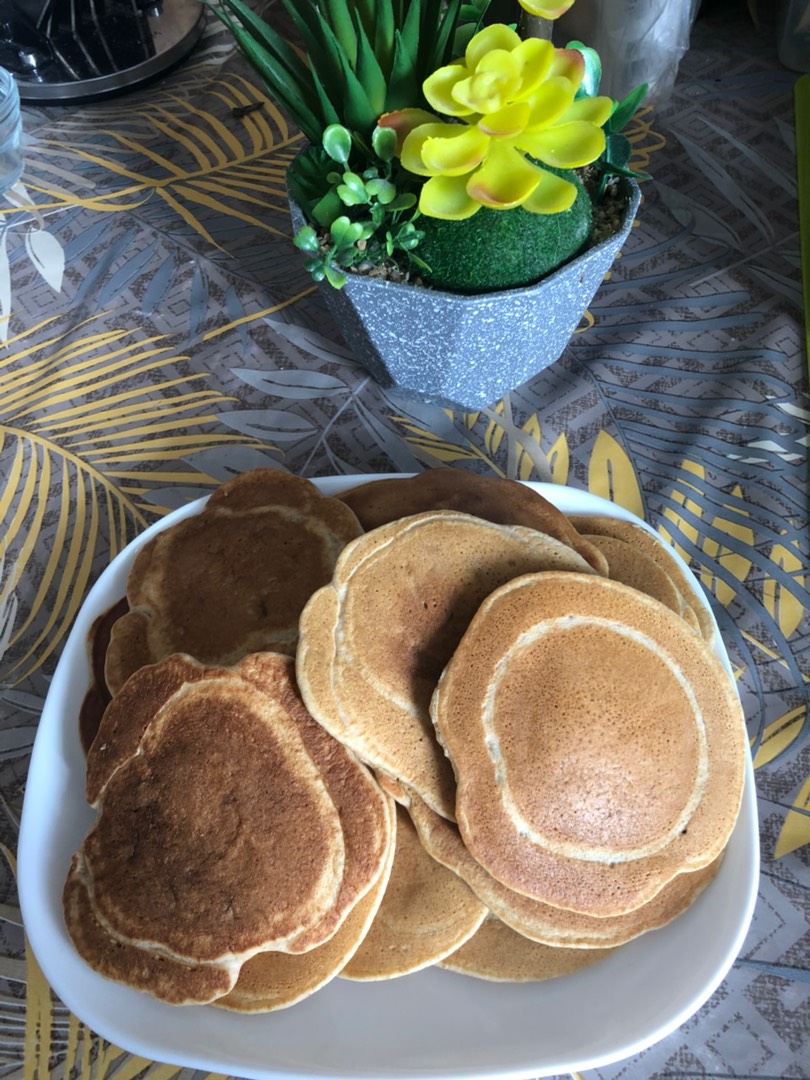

{"left": 104, "top": 469, "right": 363, "bottom": 695}
{"left": 237, "top": 653, "right": 394, "bottom": 953}
{"left": 339, "top": 468, "right": 608, "bottom": 574}
{"left": 296, "top": 511, "right": 598, "bottom": 819}
{"left": 568, "top": 514, "right": 716, "bottom": 645}
{"left": 432, "top": 572, "right": 747, "bottom": 916}
{"left": 63, "top": 852, "right": 239, "bottom": 1005}
{"left": 340, "top": 806, "right": 487, "bottom": 981}
{"left": 581, "top": 533, "right": 686, "bottom": 617}
{"left": 79, "top": 668, "right": 347, "bottom": 965}
{"left": 216, "top": 791, "right": 397, "bottom": 1012}
{"left": 408, "top": 795, "right": 724, "bottom": 949}
{"left": 438, "top": 917, "right": 617, "bottom": 982}
{"left": 86, "top": 653, "right": 233, "bottom": 806}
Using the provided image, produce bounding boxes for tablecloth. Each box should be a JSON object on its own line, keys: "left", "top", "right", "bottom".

{"left": 0, "top": 1, "right": 808, "bottom": 1077}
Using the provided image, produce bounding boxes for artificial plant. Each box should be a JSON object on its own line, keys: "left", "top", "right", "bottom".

{"left": 212, "top": 0, "right": 650, "bottom": 293}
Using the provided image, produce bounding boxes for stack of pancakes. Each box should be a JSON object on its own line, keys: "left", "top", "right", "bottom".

{"left": 65, "top": 468, "right": 747, "bottom": 1005}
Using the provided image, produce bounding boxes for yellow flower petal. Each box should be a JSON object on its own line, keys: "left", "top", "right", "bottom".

{"left": 518, "top": 0, "right": 576, "bottom": 17}
{"left": 560, "top": 95, "right": 615, "bottom": 126}
{"left": 419, "top": 174, "right": 481, "bottom": 219}
{"left": 465, "top": 23, "right": 522, "bottom": 69}
{"left": 378, "top": 108, "right": 440, "bottom": 153}
{"left": 512, "top": 37, "right": 555, "bottom": 100}
{"left": 421, "top": 125, "right": 490, "bottom": 175}
{"left": 477, "top": 101, "right": 530, "bottom": 138}
{"left": 466, "top": 143, "right": 543, "bottom": 209}
{"left": 452, "top": 68, "right": 515, "bottom": 113}
{"left": 401, "top": 123, "right": 457, "bottom": 175}
{"left": 518, "top": 120, "right": 606, "bottom": 168}
{"left": 424, "top": 63, "right": 475, "bottom": 117}
{"left": 521, "top": 168, "right": 578, "bottom": 214}
{"left": 549, "top": 47, "right": 585, "bottom": 91}
{"left": 523, "top": 76, "right": 577, "bottom": 131}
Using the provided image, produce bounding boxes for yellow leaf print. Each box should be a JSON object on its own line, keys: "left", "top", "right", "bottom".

{"left": 752, "top": 705, "right": 807, "bottom": 769}
{"left": 517, "top": 414, "right": 543, "bottom": 481}
{"left": 764, "top": 537, "right": 806, "bottom": 638}
{"left": 699, "top": 484, "right": 754, "bottom": 606}
{"left": 547, "top": 432, "right": 570, "bottom": 485}
{"left": 774, "top": 777, "right": 810, "bottom": 858}
{"left": 660, "top": 460, "right": 705, "bottom": 565}
{"left": 588, "top": 431, "right": 644, "bottom": 515}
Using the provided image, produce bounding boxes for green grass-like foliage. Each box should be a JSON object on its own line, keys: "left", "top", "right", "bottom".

{"left": 207, "top": 0, "right": 467, "bottom": 153}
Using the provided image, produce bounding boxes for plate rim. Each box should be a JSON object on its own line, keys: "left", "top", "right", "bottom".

{"left": 17, "top": 475, "right": 759, "bottom": 1080}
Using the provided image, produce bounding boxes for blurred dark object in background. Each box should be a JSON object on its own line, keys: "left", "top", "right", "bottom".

{"left": 0, "top": 0, "right": 205, "bottom": 102}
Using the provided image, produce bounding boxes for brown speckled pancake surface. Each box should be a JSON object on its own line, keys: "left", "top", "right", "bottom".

{"left": 432, "top": 572, "right": 746, "bottom": 916}
{"left": 81, "top": 672, "right": 346, "bottom": 965}
{"left": 439, "top": 917, "right": 617, "bottom": 982}
{"left": 339, "top": 468, "right": 608, "bottom": 574}
{"left": 340, "top": 806, "right": 487, "bottom": 981}
{"left": 63, "top": 853, "right": 239, "bottom": 1005}
{"left": 104, "top": 470, "right": 362, "bottom": 695}
{"left": 296, "top": 511, "right": 598, "bottom": 819}
{"left": 408, "top": 795, "right": 724, "bottom": 948}
{"left": 216, "top": 792, "right": 397, "bottom": 1013}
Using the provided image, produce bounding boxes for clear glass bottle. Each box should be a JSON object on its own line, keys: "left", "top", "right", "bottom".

{"left": 0, "top": 67, "right": 22, "bottom": 193}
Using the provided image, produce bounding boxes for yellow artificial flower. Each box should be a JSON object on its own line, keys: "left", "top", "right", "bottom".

{"left": 387, "top": 24, "right": 612, "bottom": 220}
{"left": 517, "top": 0, "right": 577, "bottom": 18}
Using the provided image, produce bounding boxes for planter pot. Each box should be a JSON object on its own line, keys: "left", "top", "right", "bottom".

{"left": 289, "top": 179, "right": 641, "bottom": 410}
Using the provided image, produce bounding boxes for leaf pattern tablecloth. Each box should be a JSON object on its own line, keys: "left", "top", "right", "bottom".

{"left": 1, "top": 3, "right": 808, "bottom": 1078}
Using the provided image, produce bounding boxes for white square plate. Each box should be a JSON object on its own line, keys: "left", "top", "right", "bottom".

{"left": 18, "top": 477, "right": 759, "bottom": 1080}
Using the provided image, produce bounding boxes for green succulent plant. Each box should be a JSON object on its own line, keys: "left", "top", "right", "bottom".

{"left": 291, "top": 123, "right": 425, "bottom": 289}
{"left": 566, "top": 41, "right": 651, "bottom": 200}
{"left": 207, "top": 0, "right": 473, "bottom": 154}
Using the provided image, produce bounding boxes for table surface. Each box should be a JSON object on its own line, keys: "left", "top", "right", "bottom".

{"left": 1, "top": 2, "right": 808, "bottom": 1078}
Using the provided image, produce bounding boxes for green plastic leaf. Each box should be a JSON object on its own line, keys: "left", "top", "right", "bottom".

{"left": 372, "top": 124, "right": 398, "bottom": 162}
{"left": 365, "top": 177, "right": 397, "bottom": 203}
{"left": 324, "top": 264, "right": 348, "bottom": 288}
{"left": 374, "top": 0, "right": 396, "bottom": 76}
{"left": 320, "top": 0, "right": 358, "bottom": 67}
{"left": 330, "top": 215, "right": 365, "bottom": 244}
{"left": 354, "top": 9, "right": 389, "bottom": 117}
{"left": 323, "top": 123, "right": 353, "bottom": 163}
{"left": 433, "top": 0, "right": 464, "bottom": 68}
{"left": 386, "top": 29, "right": 421, "bottom": 110}
{"left": 566, "top": 39, "right": 602, "bottom": 98}
{"left": 206, "top": 1, "right": 323, "bottom": 142}
{"left": 604, "top": 132, "right": 631, "bottom": 170}
{"left": 388, "top": 192, "right": 417, "bottom": 210}
{"left": 609, "top": 82, "right": 649, "bottom": 132}
{"left": 293, "top": 225, "right": 321, "bottom": 252}
{"left": 310, "top": 189, "right": 345, "bottom": 227}
{"left": 342, "top": 171, "right": 368, "bottom": 196}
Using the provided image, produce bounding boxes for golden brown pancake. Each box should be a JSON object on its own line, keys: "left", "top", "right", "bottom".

{"left": 568, "top": 514, "right": 716, "bottom": 644}
{"left": 339, "top": 468, "right": 608, "bottom": 574}
{"left": 80, "top": 668, "right": 347, "bottom": 965}
{"left": 581, "top": 533, "right": 685, "bottom": 616}
{"left": 104, "top": 470, "right": 363, "bottom": 695}
{"left": 340, "top": 806, "right": 487, "bottom": 980}
{"left": 439, "top": 917, "right": 617, "bottom": 982}
{"left": 296, "top": 511, "right": 599, "bottom": 819}
{"left": 216, "top": 792, "right": 397, "bottom": 1012}
{"left": 237, "top": 653, "right": 394, "bottom": 953}
{"left": 86, "top": 653, "right": 232, "bottom": 806}
{"left": 63, "top": 852, "right": 239, "bottom": 1005}
{"left": 408, "top": 795, "right": 724, "bottom": 948}
{"left": 432, "top": 572, "right": 746, "bottom": 916}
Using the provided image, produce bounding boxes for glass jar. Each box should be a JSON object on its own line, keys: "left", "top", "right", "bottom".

{"left": 0, "top": 68, "right": 23, "bottom": 194}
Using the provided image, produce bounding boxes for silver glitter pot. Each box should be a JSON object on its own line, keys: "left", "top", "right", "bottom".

{"left": 288, "top": 179, "right": 641, "bottom": 410}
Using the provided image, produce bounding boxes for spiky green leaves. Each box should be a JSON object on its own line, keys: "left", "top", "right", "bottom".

{"left": 210, "top": 0, "right": 468, "bottom": 151}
